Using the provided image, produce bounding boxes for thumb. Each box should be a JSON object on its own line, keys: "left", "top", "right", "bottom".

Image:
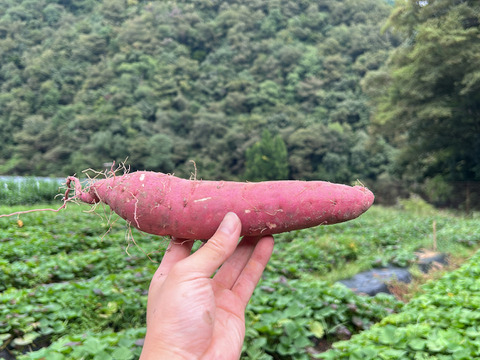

{"left": 181, "top": 212, "right": 242, "bottom": 277}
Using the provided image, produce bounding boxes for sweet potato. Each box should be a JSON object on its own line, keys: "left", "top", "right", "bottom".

{"left": 66, "top": 171, "right": 374, "bottom": 240}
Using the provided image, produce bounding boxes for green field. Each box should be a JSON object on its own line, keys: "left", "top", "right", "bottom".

{"left": 1, "top": 202, "right": 479, "bottom": 359}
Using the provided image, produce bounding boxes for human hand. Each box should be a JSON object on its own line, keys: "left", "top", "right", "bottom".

{"left": 139, "top": 212, "right": 274, "bottom": 360}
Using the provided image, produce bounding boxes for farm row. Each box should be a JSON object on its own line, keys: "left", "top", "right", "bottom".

{"left": 18, "top": 246, "right": 480, "bottom": 360}
{"left": 320, "top": 247, "right": 480, "bottom": 359}
{"left": 0, "top": 178, "right": 62, "bottom": 206}
{"left": 1, "top": 201, "right": 479, "bottom": 359}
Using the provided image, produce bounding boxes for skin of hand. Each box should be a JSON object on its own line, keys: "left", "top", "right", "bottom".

{"left": 139, "top": 212, "right": 275, "bottom": 360}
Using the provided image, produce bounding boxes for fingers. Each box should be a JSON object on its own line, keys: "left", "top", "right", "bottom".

{"left": 213, "top": 236, "right": 259, "bottom": 290}
{"left": 231, "top": 235, "right": 274, "bottom": 305}
{"left": 152, "top": 212, "right": 273, "bottom": 306}
{"left": 152, "top": 239, "right": 194, "bottom": 283}
{"left": 181, "top": 212, "right": 242, "bottom": 278}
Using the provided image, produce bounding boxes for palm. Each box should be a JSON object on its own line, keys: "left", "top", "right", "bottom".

{"left": 140, "top": 215, "right": 274, "bottom": 360}
{"left": 201, "top": 284, "right": 248, "bottom": 358}
{"left": 153, "top": 278, "right": 247, "bottom": 358}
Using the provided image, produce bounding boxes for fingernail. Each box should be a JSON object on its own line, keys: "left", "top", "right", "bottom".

{"left": 218, "top": 212, "right": 239, "bottom": 236}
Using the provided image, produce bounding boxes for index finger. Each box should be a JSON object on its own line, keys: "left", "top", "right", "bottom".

{"left": 151, "top": 239, "right": 195, "bottom": 283}
{"left": 232, "top": 235, "right": 274, "bottom": 305}
{"left": 180, "top": 212, "right": 242, "bottom": 278}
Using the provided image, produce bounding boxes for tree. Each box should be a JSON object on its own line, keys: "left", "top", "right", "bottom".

{"left": 245, "top": 130, "right": 288, "bottom": 181}
{"left": 287, "top": 123, "right": 354, "bottom": 182}
{"left": 370, "top": 0, "right": 480, "bottom": 184}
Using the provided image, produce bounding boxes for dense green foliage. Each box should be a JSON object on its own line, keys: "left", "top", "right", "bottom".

{"left": 320, "top": 244, "right": 480, "bottom": 359}
{"left": 0, "top": 0, "right": 397, "bottom": 184}
{"left": 1, "top": 198, "right": 479, "bottom": 359}
{"left": 245, "top": 130, "right": 288, "bottom": 181}
{"left": 365, "top": 0, "right": 480, "bottom": 206}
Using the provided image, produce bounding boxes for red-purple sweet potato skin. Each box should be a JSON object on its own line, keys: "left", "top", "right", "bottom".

{"left": 82, "top": 171, "right": 374, "bottom": 240}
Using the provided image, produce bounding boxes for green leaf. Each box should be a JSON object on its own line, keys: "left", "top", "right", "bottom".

{"left": 284, "top": 321, "right": 298, "bottom": 338}
{"left": 46, "top": 352, "right": 65, "bottom": 360}
{"left": 408, "top": 338, "right": 426, "bottom": 351}
{"left": 110, "top": 347, "right": 133, "bottom": 360}
{"left": 377, "top": 325, "right": 400, "bottom": 345}
{"left": 0, "top": 333, "right": 12, "bottom": 342}
{"left": 26, "top": 350, "right": 65, "bottom": 360}
{"left": 426, "top": 337, "right": 447, "bottom": 352}
{"left": 12, "top": 332, "right": 39, "bottom": 346}
{"left": 93, "top": 351, "right": 113, "bottom": 360}
{"left": 465, "top": 327, "right": 480, "bottom": 338}
{"left": 279, "top": 335, "right": 290, "bottom": 346}
{"left": 294, "top": 335, "right": 312, "bottom": 348}
{"left": 83, "top": 337, "right": 108, "bottom": 355}
{"left": 452, "top": 348, "right": 474, "bottom": 360}
{"left": 284, "top": 302, "right": 306, "bottom": 318}
{"left": 309, "top": 321, "right": 325, "bottom": 339}
{"left": 277, "top": 343, "right": 293, "bottom": 356}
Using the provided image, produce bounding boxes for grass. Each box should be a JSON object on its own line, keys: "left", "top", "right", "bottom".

{"left": 0, "top": 178, "right": 63, "bottom": 206}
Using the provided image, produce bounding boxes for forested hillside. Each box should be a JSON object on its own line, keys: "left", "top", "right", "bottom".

{"left": 0, "top": 0, "right": 397, "bottom": 183}
{"left": 365, "top": 0, "right": 480, "bottom": 208}
{"left": 2, "top": 0, "right": 478, "bottom": 208}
